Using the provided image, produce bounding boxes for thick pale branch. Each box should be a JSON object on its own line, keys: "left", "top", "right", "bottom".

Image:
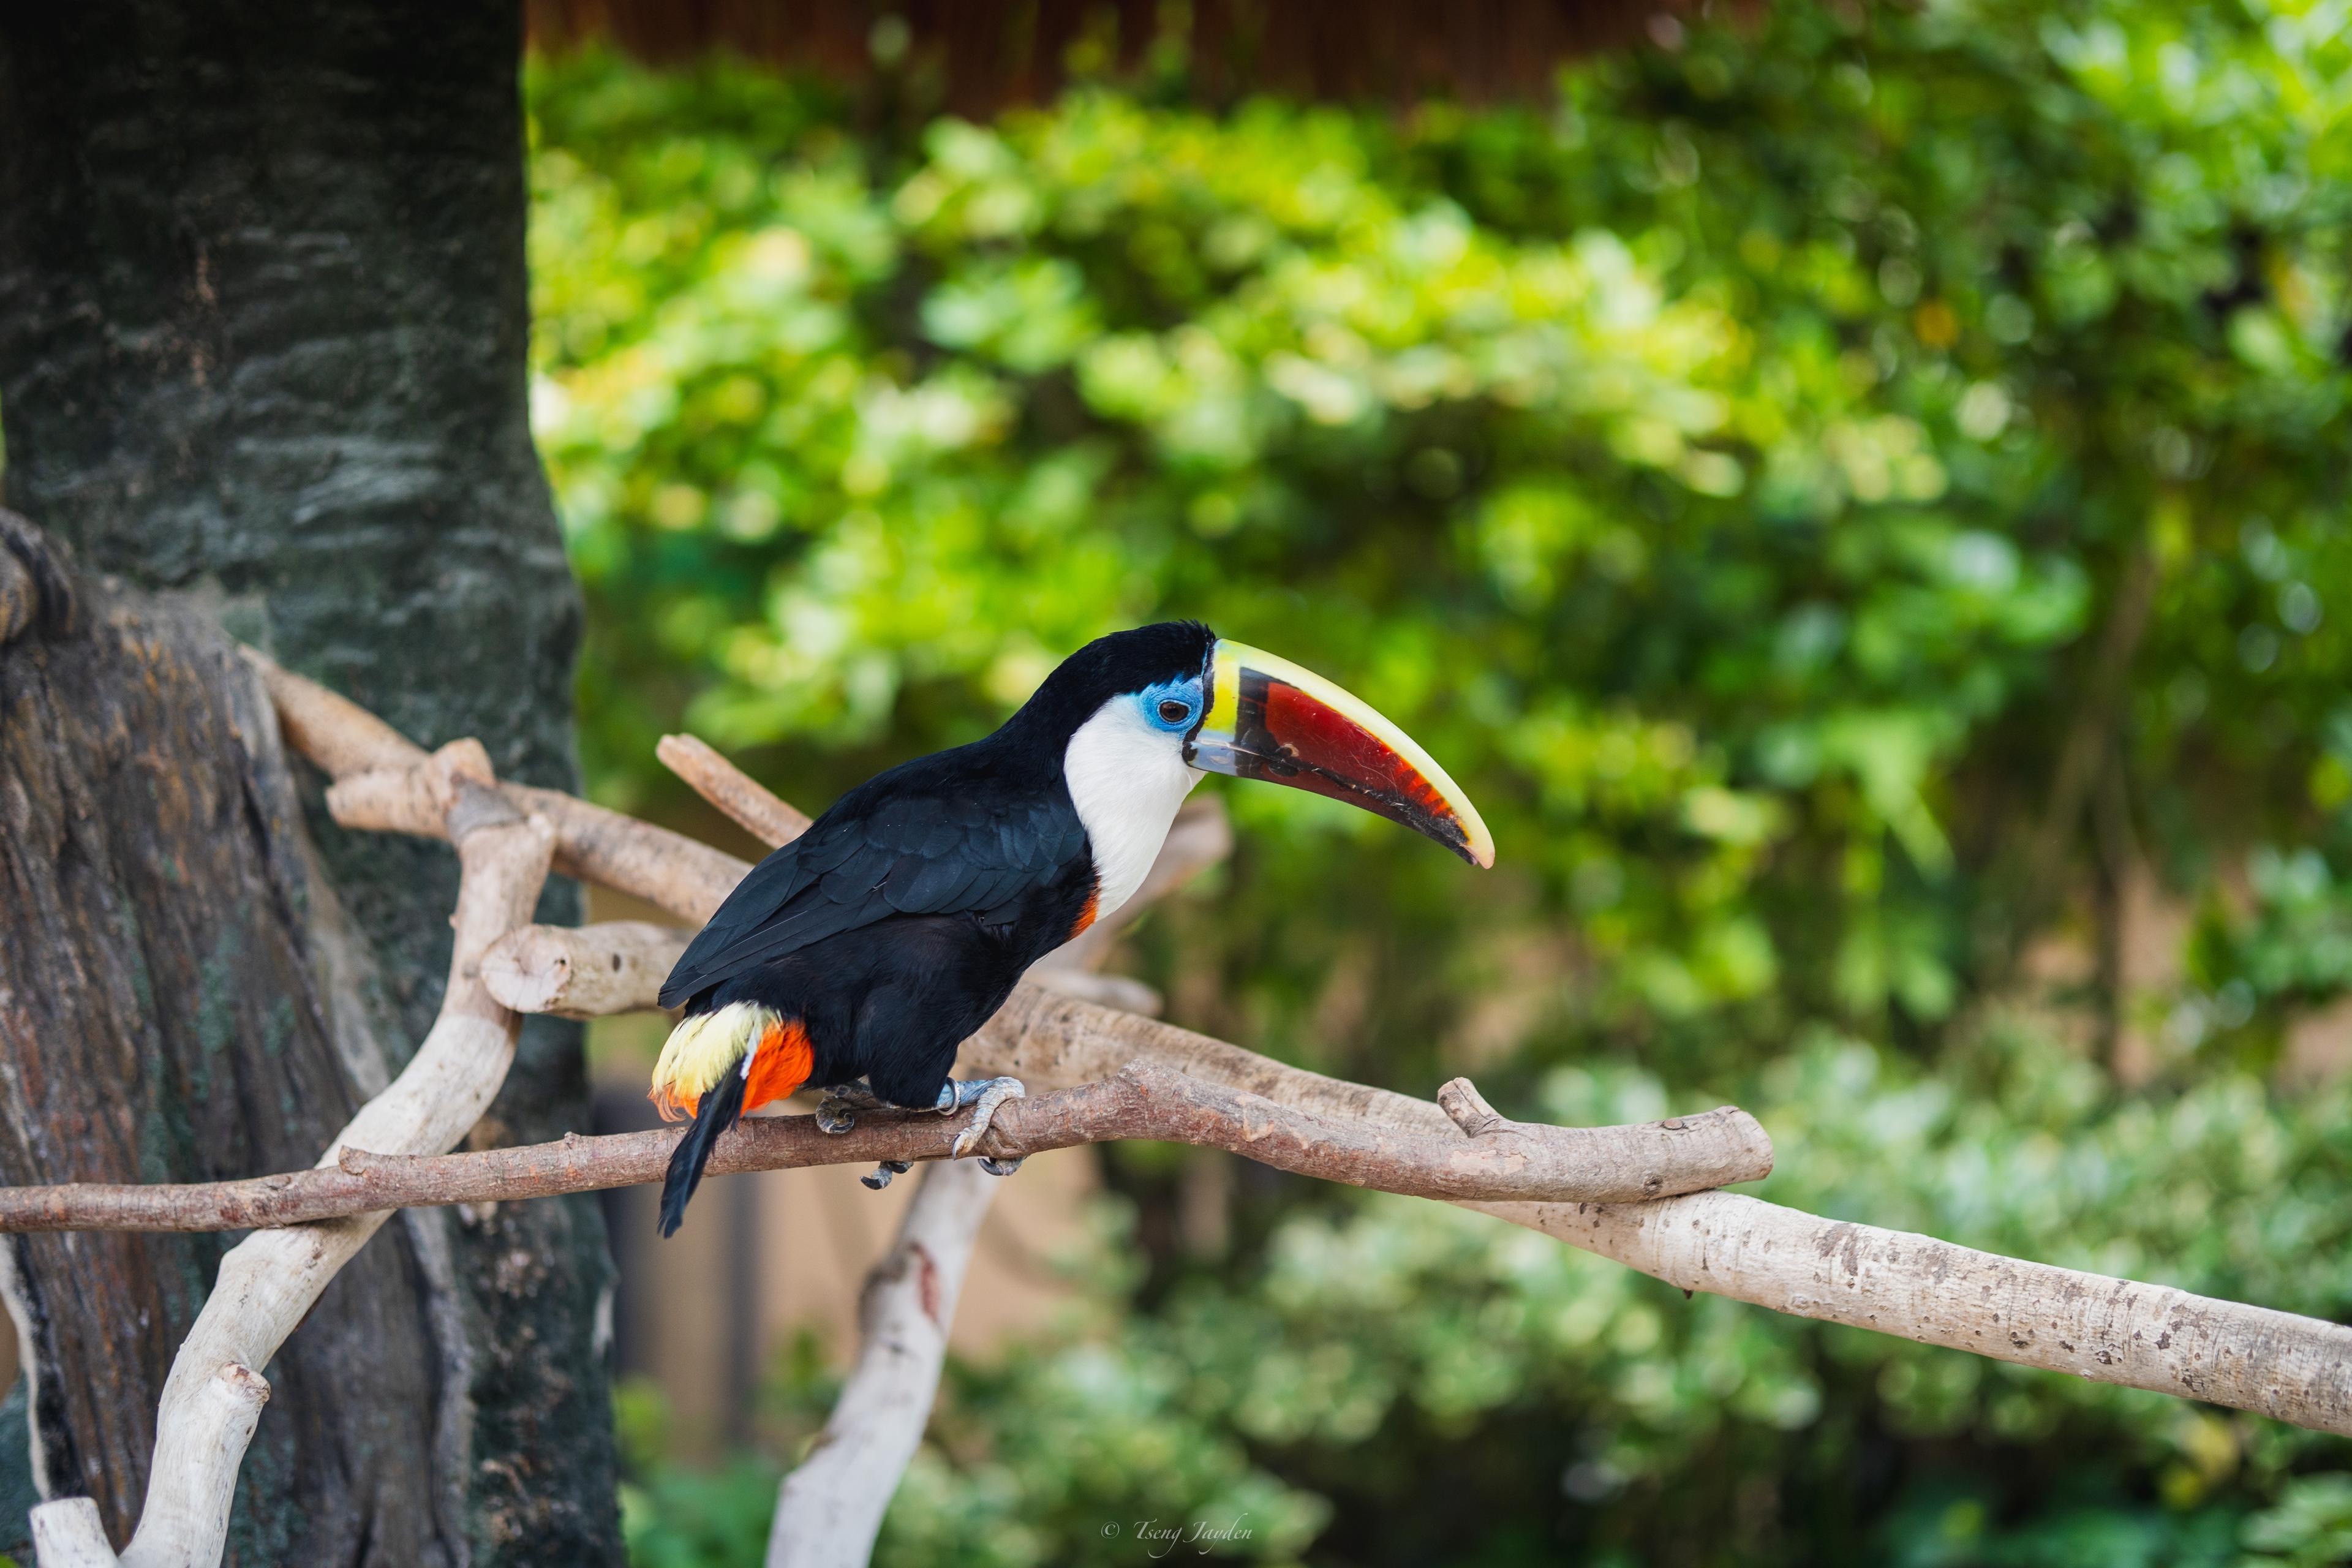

{"left": 116, "top": 1366, "right": 268, "bottom": 1568}
{"left": 240, "top": 646, "right": 424, "bottom": 777}
{"left": 482, "top": 920, "right": 690, "bottom": 1019}
{"left": 511, "top": 782, "right": 745, "bottom": 923}
{"left": 325, "top": 755, "right": 742, "bottom": 924}
{"left": 1504, "top": 1193, "right": 2352, "bottom": 1438}
{"left": 0, "top": 1064, "right": 1770, "bottom": 1231}
{"left": 28, "top": 1500, "right": 114, "bottom": 1568}
{"left": 766, "top": 1159, "right": 997, "bottom": 1568}
{"left": 249, "top": 651, "right": 748, "bottom": 922}
{"left": 657, "top": 733, "right": 812, "bottom": 847}
{"left": 321, "top": 891, "right": 2352, "bottom": 1442}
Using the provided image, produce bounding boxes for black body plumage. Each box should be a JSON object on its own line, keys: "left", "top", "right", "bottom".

{"left": 658, "top": 1062, "right": 745, "bottom": 1236}
{"left": 654, "top": 622, "right": 1215, "bottom": 1231}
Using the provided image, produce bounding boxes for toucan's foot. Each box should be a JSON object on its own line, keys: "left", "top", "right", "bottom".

{"left": 817, "top": 1081, "right": 887, "bottom": 1135}
{"left": 940, "top": 1076, "right": 1026, "bottom": 1161}
{"left": 860, "top": 1159, "right": 913, "bottom": 1191}
{"left": 977, "top": 1155, "right": 1025, "bottom": 1177}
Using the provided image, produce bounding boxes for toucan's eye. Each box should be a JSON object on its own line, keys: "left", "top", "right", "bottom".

{"left": 1140, "top": 680, "right": 1201, "bottom": 732}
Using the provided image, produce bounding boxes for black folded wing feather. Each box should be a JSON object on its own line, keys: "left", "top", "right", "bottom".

{"left": 657, "top": 760, "right": 1087, "bottom": 1009}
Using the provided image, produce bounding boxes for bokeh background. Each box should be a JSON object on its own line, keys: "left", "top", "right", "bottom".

{"left": 524, "top": 2, "right": 2352, "bottom": 1562}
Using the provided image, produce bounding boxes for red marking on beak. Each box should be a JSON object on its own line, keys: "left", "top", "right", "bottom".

{"left": 1192, "top": 639, "right": 1493, "bottom": 867}
{"left": 1253, "top": 677, "right": 1465, "bottom": 843}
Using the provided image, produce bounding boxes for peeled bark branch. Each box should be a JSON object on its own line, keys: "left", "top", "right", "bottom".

{"left": 1505, "top": 1191, "right": 2352, "bottom": 1438}
{"left": 321, "top": 887, "right": 2352, "bottom": 1446}
{"left": 27, "top": 1500, "right": 113, "bottom": 1568}
{"left": 314, "top": 807, "right": 2352, "bottom": 1444}
{"left": 657, "top": 733, "right": 812, "bottom": 847}
{"left": 117, "top": 803, "right": 552, "bottom": 1568}
{"left": 249, "top": 652, "right": 748, "bottom": 924}
{"left": 481, "top": 920, "right": 691, "bottom": 1020}
{"left": 113, "top": 1366, "right": 268, "bottom": 1568}
{"left": 766, "top": 1159, "right": 997, "bottom": 1568}
{"left": 0, "top": 1064, "right": 1772, "bottom": 1229}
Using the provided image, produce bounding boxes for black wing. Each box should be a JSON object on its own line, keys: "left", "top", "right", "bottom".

{"left": 657, "top": 759, "right": 1085, "bottom": 1009}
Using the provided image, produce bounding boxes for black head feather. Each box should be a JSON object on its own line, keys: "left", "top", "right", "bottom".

{"left": 1000, "top": 621, "right": 1215, "bottom": 745}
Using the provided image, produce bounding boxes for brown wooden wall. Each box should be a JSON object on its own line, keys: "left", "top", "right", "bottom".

{"left": 527, "top": 0, "right": 1685, "bottom": 111}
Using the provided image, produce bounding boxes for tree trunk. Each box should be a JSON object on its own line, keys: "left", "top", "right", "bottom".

{"left": 0, "top": 2, "right": 620, "bottom": 1562}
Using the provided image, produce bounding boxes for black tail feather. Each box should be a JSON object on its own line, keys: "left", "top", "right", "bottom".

{"left": 658, "top": 1067, "right": 748, "bottom": 1238}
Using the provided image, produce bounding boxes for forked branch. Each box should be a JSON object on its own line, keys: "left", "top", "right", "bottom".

{"left": 239, "top": 658, "right": 2352, "bottom": 1442}
{"left": 26, "top": 652, "right": 2352, "bottom": 1568}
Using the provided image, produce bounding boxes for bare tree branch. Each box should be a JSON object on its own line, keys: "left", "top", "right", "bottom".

{"left": 28, "top": 1499, "right": 114, "bottom": 1567}
{"left": 481, "top": 919, "right": 690, "bottom": 1020}
{"left": 0, "top": 1065, "right": 1774, "bottom": 1229}
{"left": 36, "top": 650, "right": 2352, "bottom": 1568}
{"left": 254, "top": 648, "right": 744, "bottom": 925}
{"left": 1498, "top": 1191, "right": 2352, "bottom": 1438}
{"left": 765, "top": 1158, "right": 1008, "bottom": 1568}
{"left": 305, "top": 886, "right": 2352, "bottom": 1446}
{"left": 116, "top": 1366, "right": 268, "bottom": 1568}
{"left": 954, "top": 988, "right": 2352, "bottom": 1439}
{"left": 657, "top": 732, "right": 813, "bottom": 846}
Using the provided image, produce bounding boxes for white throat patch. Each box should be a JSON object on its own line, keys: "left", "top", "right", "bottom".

{"left": 1063, "top": 696, "right": 1204, "bottom": 919}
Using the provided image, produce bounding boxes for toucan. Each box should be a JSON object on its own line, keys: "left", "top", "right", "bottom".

{"left": 649, "top": 621, "right": 1493, "bottom": 1235}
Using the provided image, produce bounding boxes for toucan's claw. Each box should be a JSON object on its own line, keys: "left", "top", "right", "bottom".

{"left": 978, "top": 1156, "right": 1025, "bottom": 1177}
{"left": 943, "top": 1076, "right": 1027, "bottom": 1161}
{"left": 861, "top": 1159, "right": 913, "bottom": 1190}
{"left": 818, "top": 1081, "right": 887, "bottom": 1135}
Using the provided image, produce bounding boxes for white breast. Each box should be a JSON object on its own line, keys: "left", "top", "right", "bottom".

{"left": 1062, "top": 696, "right": 1204, "bottom": 918}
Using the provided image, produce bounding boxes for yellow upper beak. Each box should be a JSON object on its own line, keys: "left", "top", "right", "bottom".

{"left": 1186, "top": 639, "right": 1494, "bottom": 869}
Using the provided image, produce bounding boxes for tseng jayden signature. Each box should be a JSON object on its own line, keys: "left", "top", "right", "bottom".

{"left": 1104, "top": 1513, "right": 1254, "bottom": 1557}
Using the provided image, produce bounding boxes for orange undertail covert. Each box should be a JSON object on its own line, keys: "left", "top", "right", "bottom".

{"left": 649, "top": 1002, "right": 812, "bottom": 1120}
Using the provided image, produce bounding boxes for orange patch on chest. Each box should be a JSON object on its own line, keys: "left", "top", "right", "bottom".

{"left": 1069, "top": 885, "right": 1101, "bottom": 942}
{"left": 742, "top": 1018, "right": 815, "bottom": 1112}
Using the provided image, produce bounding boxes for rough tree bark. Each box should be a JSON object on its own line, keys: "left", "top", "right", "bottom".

{"left": 0, "top": 2, "right": 620, "bottom": 1561}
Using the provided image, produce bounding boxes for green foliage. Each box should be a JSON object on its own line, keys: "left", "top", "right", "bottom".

{"left": 528, "top": 0, "right": 2352, "bottom": 1559}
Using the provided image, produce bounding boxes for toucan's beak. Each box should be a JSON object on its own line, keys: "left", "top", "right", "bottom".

{"left": 1185, "top": 639, "right": 1494, "bottom": 869}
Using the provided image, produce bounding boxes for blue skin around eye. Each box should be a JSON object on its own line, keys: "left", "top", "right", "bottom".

{"left": 1137, "top": 677, "right": 1204, "bottom": 733}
